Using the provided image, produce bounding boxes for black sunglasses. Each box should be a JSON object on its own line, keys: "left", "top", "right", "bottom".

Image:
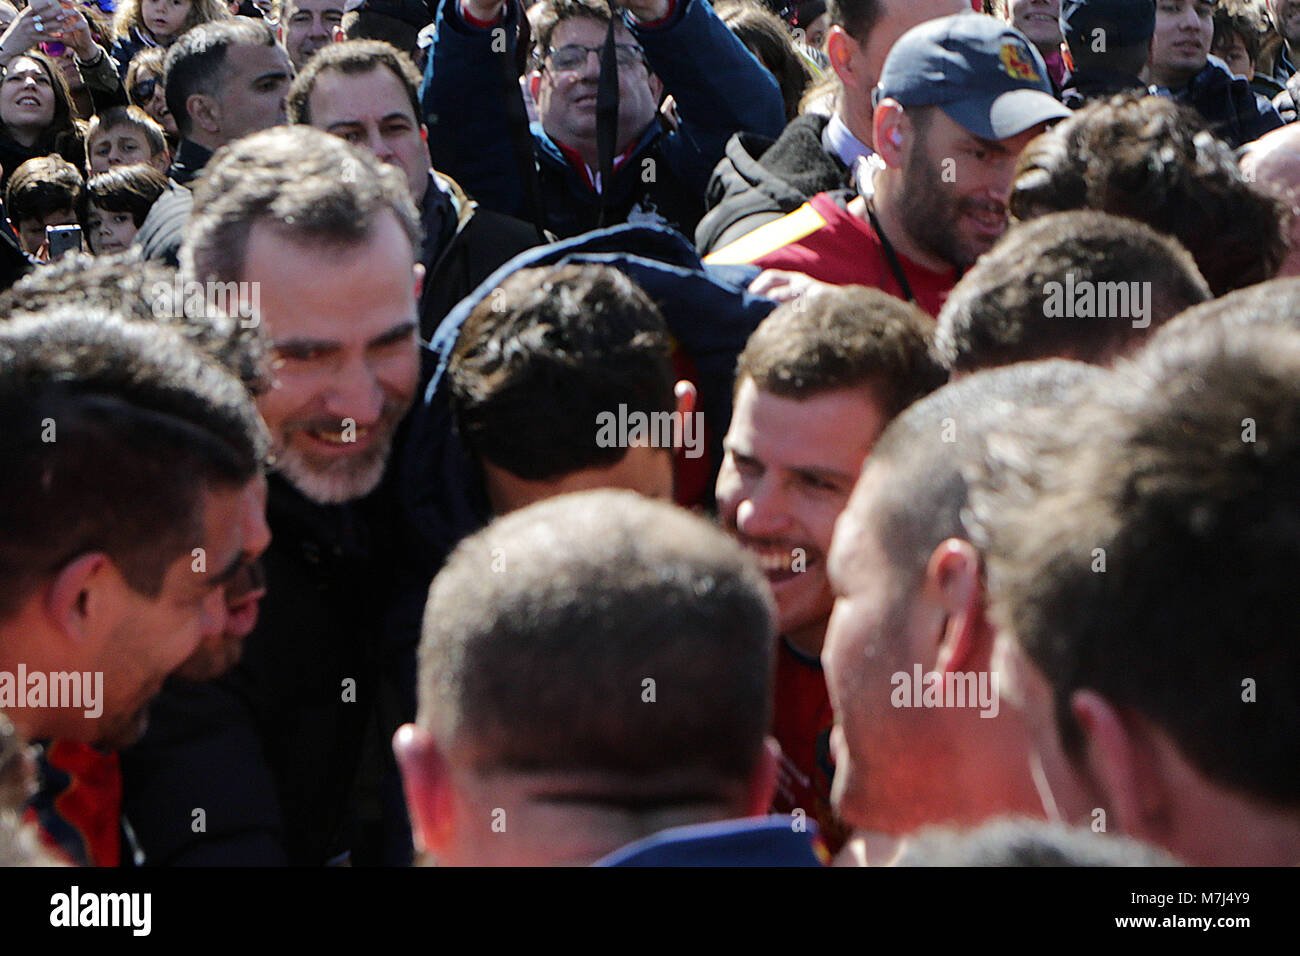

{"left": 130, "top": 77, "right": 157, "bottom": 102}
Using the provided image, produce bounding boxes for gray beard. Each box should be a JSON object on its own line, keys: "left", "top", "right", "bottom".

{"left": 272, "top": 435, "right": 393, "bottom": 505}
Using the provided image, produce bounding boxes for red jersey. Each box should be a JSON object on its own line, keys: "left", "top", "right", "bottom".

{"left": 27, "top": 740, "right": 121, "bottom": 866}
{"left": 770, "top": 637, "right": 848, "bottom": 851}
{"left": 705, "top": 191, "right": 957, "bottom": 318}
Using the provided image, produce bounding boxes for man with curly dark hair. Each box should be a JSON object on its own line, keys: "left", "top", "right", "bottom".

{"left": 1010, "top": 93, "right": 1288, "bottom": 296}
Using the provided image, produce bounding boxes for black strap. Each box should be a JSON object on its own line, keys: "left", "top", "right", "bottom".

{"left": 595, "top": 3, "right": 622, "bottom": 228}
{"left": 496, "top": 0, "right": 548, "bottom": 242}
{"left": 865, "top": 199, "right": 916, "bottom": 306}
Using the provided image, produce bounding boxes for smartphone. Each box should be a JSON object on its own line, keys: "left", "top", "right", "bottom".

{"left": 46, "top": 224, "right": 84, "bottom": 260}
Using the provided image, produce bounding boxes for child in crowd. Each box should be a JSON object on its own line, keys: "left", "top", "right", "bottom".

{"left": 84, "top": 104, "right": 170, "bottom": 173}
{"left": 5, "top": 154, "right": 82, "bottom": 254}
{"left": 110, "top": 0, "right": 230, "bottom": 78}
{"left": 81, "top": 162, "right": 168, "bottom": 254}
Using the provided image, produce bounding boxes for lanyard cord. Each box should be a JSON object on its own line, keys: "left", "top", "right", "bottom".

{"left": 864, "top": 198, "right": 916, "bottom": 307}
{"left": 595, "top": 5, "right": 622, "bottom": 228}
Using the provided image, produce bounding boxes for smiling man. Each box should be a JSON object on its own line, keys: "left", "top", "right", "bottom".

{"left": 421, "top": 0, "right": 784, "bottom": 238}
{"left": 287, "top": 39, "right": 540, "bottom": 337}
{"left": 1144, "top": 0, "right": 1280, "bottom": 147}
{"left": 278, "top": 0, "right": 346, "bottom": 69}
{"left": 707, "top": 13, "right": 1069, "bottom": 317}
{"left": 715, "top": 285, "right": 942, "bottom": 850}
{"left": 122, "top": 126, "right": 426, "bottom": 866}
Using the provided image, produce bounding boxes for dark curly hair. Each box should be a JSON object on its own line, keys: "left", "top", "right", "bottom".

{"left": 1009, "top": 94, "right": 1288, "bottom": 296}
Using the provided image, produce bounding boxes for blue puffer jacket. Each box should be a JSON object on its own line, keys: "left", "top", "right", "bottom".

{"left": 420, "top": 0, "right": 786, "bottom": 238}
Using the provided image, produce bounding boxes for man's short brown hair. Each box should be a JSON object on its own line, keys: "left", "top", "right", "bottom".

{"left": 970, "top": 319, "right": 1300, "bottom": 807}
{"left": 418, "top": 489, "right": 776, "bottom": 792}
{"left": 736, "top": 284, "right": 945, "bottom": 418}
{"left": 286, "top": 39, "right": 422, "bottom": 127}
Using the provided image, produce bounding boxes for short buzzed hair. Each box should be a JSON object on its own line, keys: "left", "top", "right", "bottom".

{"left": 164, "top": 17, "right": 279, "bottom": 138}
{"left": 286, "top": 39, "right": 422, "bottom": 126}
{"left": 970, "top": 320, "right": 1300, "bottom": 807}
{"left": 0, "top": 308, "right": 267, "bottom": 621}
{"left": 862, "top": 360, "right": 1106, "bottom": 605}
{"left": 181, "top": 125, "right": 419, "bottom": 285}
{"left": 933, "top": 211, "right": 1212, "bottom": 373}
{"left": 417, "top": 489, "right": 775, "bottom": 794}
{"left": 736, "top": 285, "right": 945, "bottom": 417}
{"left": 826, "top": 0, "right": 881, "bottom": 40}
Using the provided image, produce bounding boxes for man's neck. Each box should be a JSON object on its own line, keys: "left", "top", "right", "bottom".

{"left": 833, "top": 101, "right": 873, "bottom": 154}
{"left": 185, "top": 131, "right": 224, "bottom": 153}
{"left": 854, "top": 181, "right": 950, "bottom": 274}
{"left": 451, "top": 794, "right": 741, "bottom": 865}
{"left": 1147, "top": 62, "right": 1202, "bottom": 91}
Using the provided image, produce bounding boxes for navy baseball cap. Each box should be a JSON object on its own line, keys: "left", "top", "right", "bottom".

{"left": 1060, "top": 0, "right": 1156, "bottom": 50}
{"left": 875, "top": 13, "right": 1069, "bottom": 141}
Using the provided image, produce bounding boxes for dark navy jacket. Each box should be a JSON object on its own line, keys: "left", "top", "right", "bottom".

{"left": 388, "top": 224, "right": 774, "bottom": 728}
{"left": 419, "top": 0, "right": 785, "bottom": 239}
{"left": 397, "top": 223, "right": 772, "bottom": 582}
{"left": 1162, "top": 56, "right": 1284, "bottom": 149}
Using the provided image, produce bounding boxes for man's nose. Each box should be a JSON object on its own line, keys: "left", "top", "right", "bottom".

{"left": 368, "top": 125, "right": 393, "bottom": 162}
{"left": 325, "top": 358, "right": 385, "bottom": 425}
{"left": 735, "top": 476, "right": 793, "bottom": 538}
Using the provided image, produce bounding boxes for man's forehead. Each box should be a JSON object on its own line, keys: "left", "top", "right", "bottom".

{"left": 552, "top": 15, "right": 633, "bottom": 44}
{"left": 225, "top": 41, "right": 291, "bottom": 78}
{"left": 311, "top": 65, "right": 416, "bottom": 122}
{"left": 290, "top": 0, "right": 345, "bottom": 14}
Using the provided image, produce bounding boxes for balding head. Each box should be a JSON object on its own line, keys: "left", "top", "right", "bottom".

{"left": 1242, "top": 124, "right": 1300, "bottom": 278}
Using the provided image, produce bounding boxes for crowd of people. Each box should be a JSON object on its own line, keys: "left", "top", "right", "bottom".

{"left": 0, "top": 0, "right": 1297, "bottom": 869}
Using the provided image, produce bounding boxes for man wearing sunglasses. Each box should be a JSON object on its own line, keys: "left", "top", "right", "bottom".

{"left": 420, "top": 0, "right": 784, "bottom": 239}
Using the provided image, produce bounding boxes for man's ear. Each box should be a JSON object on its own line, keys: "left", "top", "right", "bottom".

{"left": 332, "top": 25, "right": 346, "bottom": 43}
{"left": 673, "top": 378, "right": 696, "bottom": 419}
{"left": 928, "top": 538, "right": 986, "bottom": 675}
{"left": 825, "top": 25, "right": 859, "bottom": 87}
{"left": 150, "top": 150, "right": 171, "bottom": 175}
{"left": 420, "top": 123, "right": 429, "bottom": 144}
{"left": 412, "top": 261, "right": 425, "bottom": 302}
{"left": 873, "top": 98, "right": 908, "bottom": 168}
{"left": 1060, "top": 41, "right": 1074, "bottom": 73}
{"left": 528, "top": 70, "right": 542, "bottom": 101}
{"left": 745, "top": 736, "right": 781, "bottom": 816}
{"left": 647, "top": 70, "right": 664, "bottom": 104}
{"left": 1070, "top": 690, "right": 1170, "bottom": 844}
{"left": 187, "top": 93, "right": 221, "bottom": 136}
{"left": 393, "top": 723, "right": 457, "bottom": 856}
{"left": 46, "top": 552, "right": 114, "bottom": 646}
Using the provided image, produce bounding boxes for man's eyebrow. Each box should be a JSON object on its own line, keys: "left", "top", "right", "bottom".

{"left": 368, "top": 321, "right": 417, "bottom": 348}
{"left": 969, "top": 134, "right": 1010, "bottom": 154}
{"left": 253, "top": 70, "right": 292, "bottom": 85}
{"left": 792, "top": 465, "right": 855, "bottom": 486}
{"left": 273, "top": 336, "right": 340, "bottom": 353}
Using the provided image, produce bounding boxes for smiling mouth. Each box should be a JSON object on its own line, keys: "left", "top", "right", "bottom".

{"left": 299, "top": 424, "right": 376, "bottom": 452}
{"left": 15, "top": 95, "right": 40, "bottom": 107}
